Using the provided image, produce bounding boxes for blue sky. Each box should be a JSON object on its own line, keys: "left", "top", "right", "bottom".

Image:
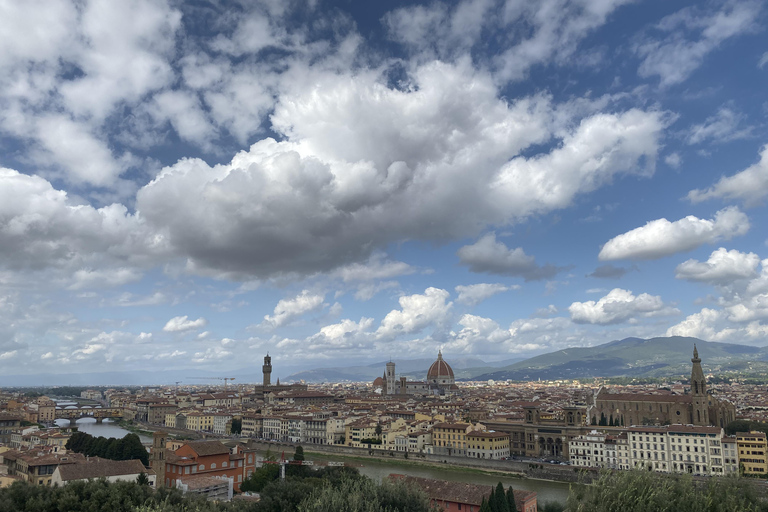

{"left": 1, "top": 0, "right": 767, "bottom": 379}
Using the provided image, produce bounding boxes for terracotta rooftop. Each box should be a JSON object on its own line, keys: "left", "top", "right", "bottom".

{"left": 184, "top": 441, "right": 231, "bottom": 457}
{"left": 56, "top": 459, "right": 150, "bottom": 481}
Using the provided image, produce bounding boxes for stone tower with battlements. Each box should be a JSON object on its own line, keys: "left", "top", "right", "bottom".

{"left": 263, "top": 354, "right": 272, "bottom": 387}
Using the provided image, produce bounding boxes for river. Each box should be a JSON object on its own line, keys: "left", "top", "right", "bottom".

{"left": 286, "top": 453, "right": 572, "bottom": 505}
{"left": 55, "top": 418, "right": 152, "bottom": 444}
{"left": 50, "top": 419, "right": 571, "bottom": 504}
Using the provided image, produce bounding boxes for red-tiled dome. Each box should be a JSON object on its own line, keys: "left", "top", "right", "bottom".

{"left": 427, "top": 351, "right": 454, "bottom": 379}
{"left": 373, "top": 376, "right": 385, "bottom": 387}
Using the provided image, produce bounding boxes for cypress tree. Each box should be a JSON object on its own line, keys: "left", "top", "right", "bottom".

{"left": 499, "top": 483, "right": 511, "bottom": 512}
{"left": 506, "top": 486, "right": 518, "bottom": 512}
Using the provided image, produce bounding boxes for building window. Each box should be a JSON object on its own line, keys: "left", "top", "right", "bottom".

{"left": 211, "top": 463, "right": 216, "bottom": 469}
{"left": 199, "top": 465, "right": 205, "bottom": 471}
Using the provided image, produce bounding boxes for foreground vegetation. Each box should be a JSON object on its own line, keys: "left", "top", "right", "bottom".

{"left": 566, "top": 470, "right": 768, "bottom": 512}
{"left": 3, "top": 458, "right": 767, "bottom": 511}
{"left": 0, "top": 465, "right": 435, "bottom": 512}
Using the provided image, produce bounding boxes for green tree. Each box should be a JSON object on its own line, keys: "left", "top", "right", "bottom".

{"left": 298, "top": 475, "right": 435, "bottom": 512}
{"left": 294, "top": 446, "right": 305, "bottom": 461}
{"left": 505, "top": 485, "right": 518, "bottom": 512}
{"left": 240, "top": 463, "right": 281, "bottom": 493}
{"left": 489, "top": 482, "right": 510, "bottom": 512}
{"left": 230, "top": 418, "right": 242, "bottom": 435}
{"left": 136, "top": 472, "right": 150, "bottom": 486}
{"left": 374, "top": 425, "right": 382, "bottom": 439}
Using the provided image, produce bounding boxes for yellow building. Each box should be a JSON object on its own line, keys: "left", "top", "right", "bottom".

{"left": 345, "top": 419, "right": 378, "bottom": 447}
{"left": 467, "top": 431, "right": 510, "bottom": 460}
{"left": 736, "top": 431, "right": 768, "bottom": 476}
{"left": 431, "top": 422, "right": 484, "bottom": 456}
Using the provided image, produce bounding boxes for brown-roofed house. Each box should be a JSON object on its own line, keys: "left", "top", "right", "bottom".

{"left": 390, "top": 475, "right": 537, "bottom": 512}
{"left": 51, "top": 458, "right": 156, "bottom": 487}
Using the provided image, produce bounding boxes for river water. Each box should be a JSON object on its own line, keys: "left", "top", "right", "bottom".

{"left": 54, "top": 418, "right": 152, "bottom": 444}
{"left": 51, "top": 419, "right": 571, "bottom": 504}
{"left": 291, "top": 453, "right": 572, "bottom": 505}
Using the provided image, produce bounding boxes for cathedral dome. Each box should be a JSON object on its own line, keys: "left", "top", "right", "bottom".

{"left": 427, "top": 351, "right": 454, "bottom": 380}
{"left": 372, "top": 376, "right": 385, "bottom": 388}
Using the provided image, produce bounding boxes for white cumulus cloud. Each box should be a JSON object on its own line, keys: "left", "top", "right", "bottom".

{"left": 163, "top": 315, "right": 207, "bottom": 332}
{"left": 455, "top": 283, "right": 515, "bottom": 306}
{"left": 687, "top": 145, "right": 768, "bottom": 206}
{"left": 675, "top": 248, "right": 760, "bottom": 284}
{"left": 262, "top": 290, "right": 325, "bottom": 329}
{"left": 599, "top": 207, "right": 749, "bottom": 261}
{"left": 377, "top": 287, "right": 452, "bottom": 339}
{"left": 569, "top": 288, "right": 678, "bottom": 325}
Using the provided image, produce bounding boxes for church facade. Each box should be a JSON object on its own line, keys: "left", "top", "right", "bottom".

{"left": 379, "top": 351, "right": 458, "bottom": 396}
{"left": 591, "top": 346, "right": 736, "bottom": 428}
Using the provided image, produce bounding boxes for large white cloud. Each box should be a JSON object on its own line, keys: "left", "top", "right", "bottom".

{"left": 376, "top": 287, "right": 453, "bottom": 339}
{"left": 687, "top": 145, "right": 768, "bottom": 206}
{"left": 261, "top": 290, "right": 325, "bottom": 329}
{"left": 599, "top": 207, "right": 749, "bottom": 261}
{"left": 0, "top": 168, "right": 164, "bottom": 274}
{"left": 569, "top": 288, "right": 679, "bottom": 325}
{"left": 134, "top": 62, "right": 665, "bottom": 278}
{"left": 675, "top": 248, "right": 760, "bottom": 284}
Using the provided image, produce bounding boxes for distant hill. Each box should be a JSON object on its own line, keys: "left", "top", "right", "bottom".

{"left": 285, "top": 356, "right": 525, "bottom": 383}
{"left": 468, "top": 336, "right": 768, "bottom": 381}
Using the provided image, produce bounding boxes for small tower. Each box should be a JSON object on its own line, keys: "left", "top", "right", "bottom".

{"left": 150, "top": 431, "right": 167, "bottom": 487}
{"left": 385, "top": 361, "right": 396, "bottom": 395}
{"left": 263, "top": 354, "right": 272, "bottom": 388}
{"left": 690, "top": 345, "right": 709, "bottom": 426}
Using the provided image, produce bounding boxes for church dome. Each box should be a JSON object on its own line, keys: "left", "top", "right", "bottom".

{"left": 427, "top": 351, "right": 454, "bottom": 380}
{"left": 372, "top": 376, "right": 385, "bottom": 388}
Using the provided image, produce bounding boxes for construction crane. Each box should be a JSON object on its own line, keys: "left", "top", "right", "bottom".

{"left": 190, "top": 377, "right": 236, "bottom": 391}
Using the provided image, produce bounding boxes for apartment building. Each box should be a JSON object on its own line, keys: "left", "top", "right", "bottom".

{"left": 241, "top": 415, "right": 263, "bottom": 438}
{"left": 466, "top": 431, "right": 510, "bottom": 460}
{"left": 736, "top": 431, "right": 768, "bottom": 476}
{"left": 668, "top": 425, "right": 724, "bottom": 475}
{"left": 722, "top": 436, "right": 739, "bottom": 474}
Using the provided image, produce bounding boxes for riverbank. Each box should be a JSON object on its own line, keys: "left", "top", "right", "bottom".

{"left": 116, "top": 420, "right": 156, "bottom": 437}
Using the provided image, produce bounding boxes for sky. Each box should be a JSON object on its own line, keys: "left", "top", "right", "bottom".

{"left": 1, "top": 0, "right": 768, "bottom": 380}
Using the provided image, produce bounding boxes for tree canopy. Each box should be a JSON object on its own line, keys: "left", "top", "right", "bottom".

{"left": 66, "top": 431, "right": 148, "bottom": 466}
{"left": 566, "top": 469, "right": 768, "bottom": 512}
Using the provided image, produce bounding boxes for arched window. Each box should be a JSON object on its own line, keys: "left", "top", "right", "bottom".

{"left": 211, "top": 463, "right": 216, "bottom": 469}
{"left": 199, "top": 464, "right": 205, "bottom": 471}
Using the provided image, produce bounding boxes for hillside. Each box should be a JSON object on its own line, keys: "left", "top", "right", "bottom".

{"left": 469, "top": 336, "right": 767, "bottom": 381}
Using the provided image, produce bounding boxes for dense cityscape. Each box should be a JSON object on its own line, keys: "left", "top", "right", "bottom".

{"left": 3, "top": 347, "right": 768, "bottom": 510}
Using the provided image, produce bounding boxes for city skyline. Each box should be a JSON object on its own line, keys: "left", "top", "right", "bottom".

{"left": 1, "top": 0, "right": 768, "bottom": 378}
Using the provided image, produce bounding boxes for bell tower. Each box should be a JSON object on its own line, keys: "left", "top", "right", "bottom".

{"left": 690, "top": 345, "right": 709, "bottom": 426}
{"left": 150, "top": 431, "right": 167, "bottom": 487}
{"left": 263, "top": 354, "right": 272, "bottom": 387}
{"left": 385, "top": 361, "right": 396, "bottom": 395}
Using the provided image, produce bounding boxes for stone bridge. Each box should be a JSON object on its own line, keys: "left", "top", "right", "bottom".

{"left": 55, "top": 407, "right": 124, "bottom": 423}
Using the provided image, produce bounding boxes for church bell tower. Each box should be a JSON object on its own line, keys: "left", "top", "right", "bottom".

{"left": 690, "top": 345, "right": 709, "bottom": 426}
